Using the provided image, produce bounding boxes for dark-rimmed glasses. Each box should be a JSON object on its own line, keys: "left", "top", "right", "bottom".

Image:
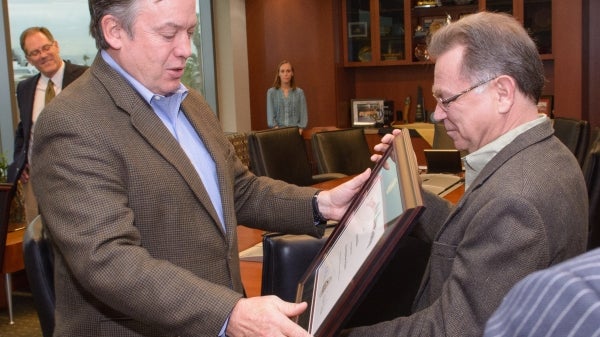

{"left": 433, "top": 77, "right": 496, "bottom": 111}
{"left": 26, "top": 41, "right": 56, "bottom": 58}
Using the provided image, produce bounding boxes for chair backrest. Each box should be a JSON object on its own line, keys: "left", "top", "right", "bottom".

{"left": 23, "top": 215, "right": 55, "bottom": 337}
{"left": 261, "top": 230, "right": 430, "bottom": 329}
{"left": 247, "top": 127, "right": 315, "bottom": 186}
{"left": 311, "top": 128, "right": 373, "bottom": 176}
{"left": 583, "top": 128, "right": 600, "bottom": 250}
{"left": 432, "top": 123, "right": 469, "bottom": 157}
{"left": 553, "top": 117, "right": 590, "bottom": 166}
{"left": 0, "top": 183, "right": 17, "bottom": 270}
{"left": 226, "top": 131, "right": 252, "bottom": 169}
{"left": 576, "top": 120, "right": 591, "bottom": 166}
{"left": 261, "top": 230, "right": 331, "bottom": 302}
{"left": 432, "top": 123, "right": 455, "bottom": 150}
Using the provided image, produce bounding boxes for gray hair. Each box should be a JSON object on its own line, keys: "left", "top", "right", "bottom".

{"left": 428, "top": 11, "right": 545, "bottom": 103}
{"left": 88, "top": 0, "right": 142, "bottom": 50}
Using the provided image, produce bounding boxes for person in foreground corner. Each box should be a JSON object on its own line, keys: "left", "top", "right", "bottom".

{"left": 484, "top": 247, "right": 600, "bottom": 337}
{"left": 31, "top": 1, "right": 369, "bottom": 336}
{"left": 342, "top": 11, "right": 588, "bottom": 337}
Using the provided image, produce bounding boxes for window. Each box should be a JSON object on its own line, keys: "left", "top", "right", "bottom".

{"left": 6, "top": 0, "right": 216, "bottom": 108}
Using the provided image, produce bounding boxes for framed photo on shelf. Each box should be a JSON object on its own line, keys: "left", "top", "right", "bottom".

{"left": 351, "top": 99, "right": 385, "bottom": 127}
{"left": 537, "top": 95, "right": 553, "bottom": 116}
{"left": 294, "top": 129, "right": 424, "bottom": 337}
{"left": 348, "top": 22, "right": 368, "bottom": 38}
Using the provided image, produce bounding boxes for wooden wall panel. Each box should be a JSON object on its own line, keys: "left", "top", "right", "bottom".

{"left": 354, "top": 65, "right": 435, "bottom": 123}
{"left": 245, "top": 1, "right": 346, "bottom": 131}
{"left": 552, "top": 1, "right": 582, "bottom": 120}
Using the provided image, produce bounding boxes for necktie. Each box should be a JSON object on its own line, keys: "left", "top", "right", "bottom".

{"left": 45, "top": 80, "right": 55, "bottom": 105}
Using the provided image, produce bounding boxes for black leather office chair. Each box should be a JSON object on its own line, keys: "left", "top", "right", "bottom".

{"left": 432, "top": 122, "right": 468, "bottom": 157}
{"left": 23, "top": 215, "right": 55, "bottom": 337}
{"left": 432, "top": 123, "right": 455, "bottom": 150}
{"left": 553, "top": 117, "right": 590, "bottom": 166}
{"left": 311, "top": 128, "right": 374, "bottom": 176}
{"left": 248, "top": 127, "right": 344, "bottom": 186}
{"left": 0, "top": 182, "right": 18, "bottom": 324}
{"left": 261, "top": 229, "right": 430, "bottom": 328}
{"left": 583, "top": 128, "right": 600, "bottom": 250}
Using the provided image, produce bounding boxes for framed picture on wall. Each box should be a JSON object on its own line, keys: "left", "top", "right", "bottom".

{"left": 348, "top": 22, "right": 368, "bottom": 38}
{"left": 351, "top": 99, "right": 385, "bottom": 127}
{"left": 537, "top": 95, "right": 554, "bottom": 116}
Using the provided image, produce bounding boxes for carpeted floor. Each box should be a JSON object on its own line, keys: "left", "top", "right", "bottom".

{"left": 0, "top": 291, "right": 42, "bottom": 337}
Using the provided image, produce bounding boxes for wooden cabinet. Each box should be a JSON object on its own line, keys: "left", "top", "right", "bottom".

{"left": 342, "top": 0, "right": 552, "bottom": 67}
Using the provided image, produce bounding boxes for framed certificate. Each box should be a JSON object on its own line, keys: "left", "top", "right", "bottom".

{"left": 295, "top": 129, "right": 424, "bottom": 336}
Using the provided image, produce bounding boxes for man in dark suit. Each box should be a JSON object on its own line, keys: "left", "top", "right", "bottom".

{"left": 8, "top": 26, "right": 87, "bottom": 223}
{"left": 342, "top": 12, "right": 588, "bottom": 337}
{"left": 31, "top": 1, "right": 369, "bottom": 337}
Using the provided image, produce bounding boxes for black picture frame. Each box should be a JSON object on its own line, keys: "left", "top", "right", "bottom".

{"left": 295, "top": 129, "right": 424, "bottom": 337}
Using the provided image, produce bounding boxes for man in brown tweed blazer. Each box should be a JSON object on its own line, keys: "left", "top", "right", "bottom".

{"left": 30, "top": 1, "right": 369, "bottom": 336}
{"left": 342, "top": 12, "right": 588, "bottom": 337}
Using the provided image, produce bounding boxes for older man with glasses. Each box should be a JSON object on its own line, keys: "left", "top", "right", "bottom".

{"left": 7, "top": 26, "right": 88, "bottom": 223}
{"left": 342, "top": 11, "right": 588, "bottom": 337}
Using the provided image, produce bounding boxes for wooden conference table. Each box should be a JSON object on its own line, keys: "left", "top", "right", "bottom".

{"left": 237, "top": 174, "right": 465, "bottom": 298}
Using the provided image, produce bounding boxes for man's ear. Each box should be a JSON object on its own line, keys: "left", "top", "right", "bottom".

{"left": 100, "top": 15, "right": 124, "bottom": 50}
{"left": 495, "top": 75, "right": 516, "bottom": 114}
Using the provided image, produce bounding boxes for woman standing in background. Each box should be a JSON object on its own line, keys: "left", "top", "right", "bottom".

{"left": 266, "top": 60, "right": 307, "bottom": 133}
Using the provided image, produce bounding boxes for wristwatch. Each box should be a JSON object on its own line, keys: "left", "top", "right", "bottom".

{"left": 312, "top": 190, "right": 328, "bottom": 226}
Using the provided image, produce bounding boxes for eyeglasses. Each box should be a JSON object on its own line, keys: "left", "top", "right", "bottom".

{"left": 433, "top": 77, "right": 496, "bottom": 111}
{"left": 26, "top": 41, "right": 55, "bottom": 58}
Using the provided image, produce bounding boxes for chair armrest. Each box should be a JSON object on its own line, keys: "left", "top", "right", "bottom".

{"left": 261, "top": 228, "right": 333, "bottom": 302}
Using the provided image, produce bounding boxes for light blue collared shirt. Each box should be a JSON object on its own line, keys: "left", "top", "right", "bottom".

{"left": 463, "top": 114, "right": 548, "bottom": 190}
{"left": 101, "top": 51, "right": 224, "bottom": 228}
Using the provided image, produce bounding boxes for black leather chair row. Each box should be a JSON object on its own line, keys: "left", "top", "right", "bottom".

{"left": 247, "top": 127, "right": 345, "bottom": 186}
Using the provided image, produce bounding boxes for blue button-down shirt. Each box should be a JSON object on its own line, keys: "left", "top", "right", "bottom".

{"left": 101, "top": 51, "right": 224, "bottom": 229}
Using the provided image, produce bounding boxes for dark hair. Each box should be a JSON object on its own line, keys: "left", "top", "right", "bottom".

{"left": 272, "top": 60, "right": 296, "bottom": 89}
{"left": 20, "top": 27, "right": 54, "bottom": 53}
{"left": 88, "top": 0, "right": 140, "bottom": 50}
{"left": 428, "top": 11, "right": 545, "bottom": 103}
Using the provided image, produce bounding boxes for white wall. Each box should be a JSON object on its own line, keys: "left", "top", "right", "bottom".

{"left": 213, "top": 0, "right": 252, "bottom": 133}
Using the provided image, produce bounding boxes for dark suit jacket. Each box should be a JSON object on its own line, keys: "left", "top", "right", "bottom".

{"left": 344, "top": 119, "right": 588, "bottom": 337}
{"left": 7, "top": 60, "right": 88, "bottom": 183}
{"left": 31, "top": 53, "right": 323, "bottom": 337}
